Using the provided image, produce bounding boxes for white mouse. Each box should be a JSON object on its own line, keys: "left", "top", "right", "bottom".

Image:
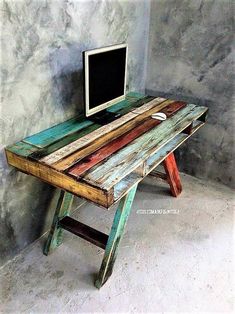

{"left": 151, "top": 112, "right": 167, "bottom": 121}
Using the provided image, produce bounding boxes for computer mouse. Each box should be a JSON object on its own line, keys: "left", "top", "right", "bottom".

{"left": 151, "top": 112, "right": 167, "bottom": 121}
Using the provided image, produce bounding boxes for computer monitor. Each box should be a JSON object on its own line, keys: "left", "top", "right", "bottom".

{"left": 83, "top": 43, "right": 128, "bottom": 118}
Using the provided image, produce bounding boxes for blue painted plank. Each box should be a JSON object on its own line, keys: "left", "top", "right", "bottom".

{"left": 114, "top": 172, "right": 142, "bottom": 201}
{"left": 146, "top": 133, "right": 188, "bottom": 171}
{"left": 83, "top": 105, "right": 207, "bottom": 190}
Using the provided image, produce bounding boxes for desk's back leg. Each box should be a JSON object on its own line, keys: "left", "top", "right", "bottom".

{"left": 95, "top": 184, "right": 138, "bottom": 289}
{"left": 163, "top": 152, "right": 182, "bottom": 197}
{"left": 43, "top": 190, "right": 74, "bottom": 255}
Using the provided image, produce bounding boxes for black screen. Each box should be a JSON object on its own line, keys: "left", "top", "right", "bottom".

{"left": 88, "top": 47, "right": 126, "bottom": 110}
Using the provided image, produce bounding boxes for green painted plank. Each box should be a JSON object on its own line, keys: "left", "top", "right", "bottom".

{"left": 126, "top": 91, "right": 145, "bottom": 98}
{"left": 6, "top": 141, "right": 39, "bottom": 157}
{"left": 43, "top": 191, "right": 74, "bottom": 256}
{"left": 83, "top": 105, "right": 207, "bottom": 190}
{"left": 24, "top": 116, "right": 93, "bottom": 148}
{"left": 29, "top": 123, "right": 100, "bottom": 160}
{"left": 107, "top": 92, "right": 145, "bottom": 113}
{"left": 108, "top": 95, "right": 154, "bottom": 115}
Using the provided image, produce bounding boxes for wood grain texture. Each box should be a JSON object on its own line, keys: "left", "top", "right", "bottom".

{"left": 108, "top": 95, "right": 154, "bottom": 114}
{"left": 20, "top": 92, "right": 146, "bottom": 150}
{"left": 81, "top": 105, "right": 208, "bottom": 191}
{"left": 45, "top": 98, "right": 171, "bottom": 171}
{"left": 163, "top": 152, "right": 182, "bottom": 197}
{"left": 24, "top": 116, "right": 93, "bottom": 148}
{"left": 68, "top": 101, "right": 186, "bottom": 178}
{"left": 138, "top": 119, "right": 206, "bottom": 177}
{"left": 5, "top": 150, "right": 110, "bottom": 208}
{"left": 29, "top": 123, "right": 100, "bottom": 160}
{"left": 6, "top": 141, "right": 39, "bottom": 157}
{"left": 68, "top": 118, "right": 161, "bottom": 177}
{"left": 148, "top": 170, "right": 167, "bottom": 181}
{"left": 113, "top": 172, "right": 142, "bottom": 202}
{"left": 59, "top": 216, "right": 108, "bottom": 250}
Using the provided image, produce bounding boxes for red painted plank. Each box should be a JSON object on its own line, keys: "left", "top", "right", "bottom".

{"left": 163, "top": 152, "right": 182, "bottom": 197}
{"left": 68, "top": 101, "right": 186, "bottom": 178}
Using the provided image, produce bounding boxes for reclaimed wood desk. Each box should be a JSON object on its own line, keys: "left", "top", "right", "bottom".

{"left": 5, "top": 92, "right": 208, "bottom": 288}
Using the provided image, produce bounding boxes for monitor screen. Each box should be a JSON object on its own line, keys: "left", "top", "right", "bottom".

{"left": 84, "top": 44, "right": 127, "bottom": 117}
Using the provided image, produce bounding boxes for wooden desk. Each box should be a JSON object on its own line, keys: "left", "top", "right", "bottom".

{"left": 5, "top": 92, "right": 208, "bottom": 288}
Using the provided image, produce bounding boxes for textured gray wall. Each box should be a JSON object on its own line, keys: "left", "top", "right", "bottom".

{"left": 146, "top": 0, "right": 234, "bottom": 187}
{"left": 0, "top": 0, "right": 150, "bottom": 266}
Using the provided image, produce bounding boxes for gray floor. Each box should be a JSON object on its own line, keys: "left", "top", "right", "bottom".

{"left": 0, "top": 174, "right": 234, "bottom": 313}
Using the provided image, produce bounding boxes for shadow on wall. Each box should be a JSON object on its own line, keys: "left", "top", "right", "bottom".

{"left": 0, "top": 167, "right": 57, "bottom": 266}
{"left": 49, "top": 42, "right": 87, "bottom": 114}
{"left": 146, "top": 89, "right": 214, "bottom": 108}
{"left": 0, "top": 43, "right": 88, "bottom": 266}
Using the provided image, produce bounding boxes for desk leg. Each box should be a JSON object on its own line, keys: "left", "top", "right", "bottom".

{"left": 43, "top": 190, "right": 74, "bottom": 255}
{"left": 95, "top": 184, "right": 138, "bottom": 289}
{"left": 163, "top": 152, "right": 182, "bottom": 197}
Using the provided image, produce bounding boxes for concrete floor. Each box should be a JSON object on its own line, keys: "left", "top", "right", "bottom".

{"left": 0, "top": 173, "right": 234, "bottom": 313}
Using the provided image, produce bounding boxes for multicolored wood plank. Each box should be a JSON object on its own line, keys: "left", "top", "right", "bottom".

{"left": 68, "top": 101, "right": 186, "bottom": 178}
{"left": 5, "top": 93, "right": 208, "bottom": 208}
{"left": 78, "top": 104, "right": 207, "bottom": 192}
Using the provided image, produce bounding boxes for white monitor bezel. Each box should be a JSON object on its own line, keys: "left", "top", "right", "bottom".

{"left": 84, "top": 43, "right": 128, "bottom": 117}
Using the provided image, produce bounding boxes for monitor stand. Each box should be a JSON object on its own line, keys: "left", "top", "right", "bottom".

{"left": 88, "top": 110, "right": 122, "bottom": 125}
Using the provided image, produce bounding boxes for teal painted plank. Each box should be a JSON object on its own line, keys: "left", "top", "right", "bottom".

{"left": 95, "top": 183, "right": 138, "bottom": 288}
{"left": 6, "top": 141, "right": 39, "bottom": 157}
{"left": 106, "top": 92, "right": 145, "bottom": 113}
{"left": 83, "top": 105, "right": 207, "bottom": 190}
{"left": 24, "top": 116, "right": 94, "bottom": 148}
{"left": 107, "top": 98, "right": 134, "bottom": 113}
{"left": 126, "top": 91, "right": 145, "bottom": 98}
{"left": 116, "top": 96, "right": 155, "bottom": 115}
{"left": 29, "top": 123, "right": 100, "bottom": 160}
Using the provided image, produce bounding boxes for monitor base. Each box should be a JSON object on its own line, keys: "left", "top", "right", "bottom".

{"left": 88, "top": 110, "right": 122, "bottom": 125}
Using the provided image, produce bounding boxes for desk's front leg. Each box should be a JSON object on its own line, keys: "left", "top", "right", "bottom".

{"left": 95, "top": 184, "right": 138, "bottom": 289}
{"left": 43, "top": 190, "right": 74, "bottom": 255}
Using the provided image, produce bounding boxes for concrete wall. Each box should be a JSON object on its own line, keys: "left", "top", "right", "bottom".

{"left": 146, "top": 0, "right": 234, "bottom": 188}
{"left": 0, "top": 0, "right": 150, "bottom": 266}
